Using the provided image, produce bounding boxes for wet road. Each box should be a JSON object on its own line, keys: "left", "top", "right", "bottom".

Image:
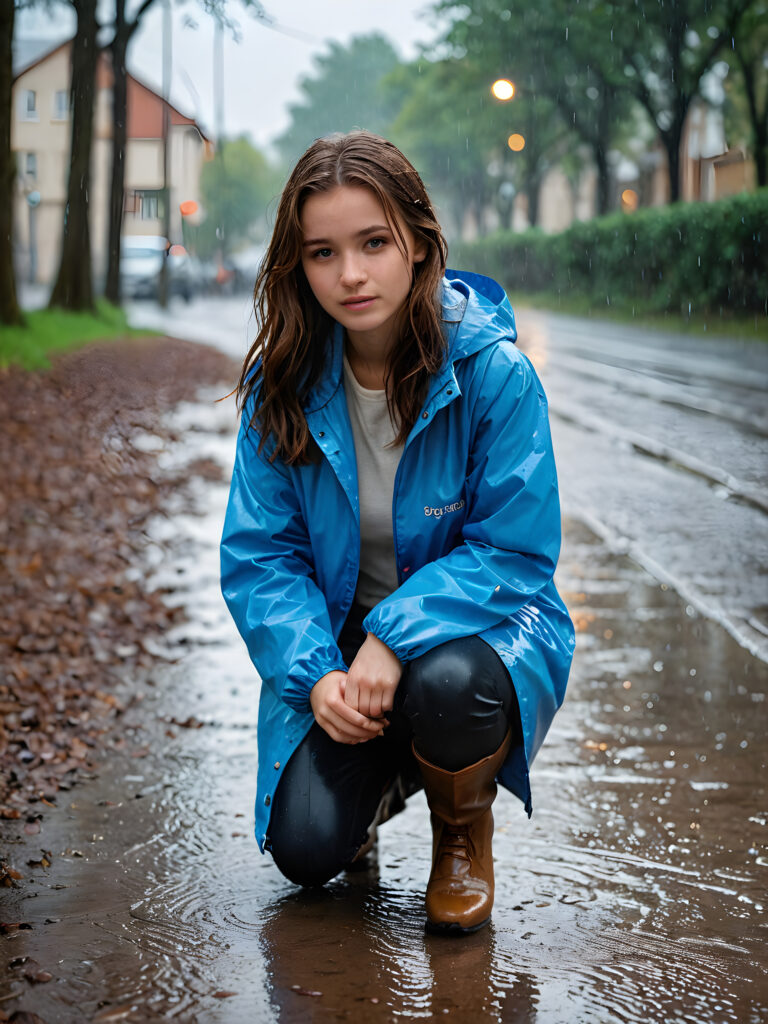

{"left": 2, "top": 300, "right": 767, "bottom": 1022}
{"left": 127, "top": 295, "right": 768, "bottom": 662}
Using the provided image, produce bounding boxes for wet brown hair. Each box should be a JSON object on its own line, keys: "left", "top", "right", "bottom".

{"left": 236, "top": 130, "right": 449, "bottom": 465}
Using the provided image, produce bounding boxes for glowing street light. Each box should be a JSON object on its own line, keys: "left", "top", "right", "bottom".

{"left": 507, "top": 133, "right": 525, "bottom": 152}
{"left": 491, "top": 79, "right": 515, "bottom": 101}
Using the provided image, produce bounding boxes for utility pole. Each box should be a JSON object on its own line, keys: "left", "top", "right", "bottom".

{"left": 213, "top": 14, "right": 226, "bottom": 278}
{"left": 158, "top": 0, "right": 172, "bottom": 307}
{"left": 214, "top": 15, "right": 224, "bottom": 149}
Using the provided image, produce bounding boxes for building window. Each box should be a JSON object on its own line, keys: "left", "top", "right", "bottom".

{"left": 135, "top": 189, "right": 164, "bottom": 221}
{"left": 25, "top": 153, "right": 37, "bottom": 180}
{"left": 22, "top": 90, "right": 38, "bottom": 121}
{"left": 53, "top": 89, "right": 70, "bottom": 120}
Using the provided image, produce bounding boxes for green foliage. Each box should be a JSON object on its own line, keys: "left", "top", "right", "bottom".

{"left": 0, "top": 301, "right": 155, "bottom": 370}
{"left": 195, "top": 136, "right": 279, "bottom": 260}
{"left": 388, "top": 57, "right": 508, "bottom": 234}
{"left": 426, "top": 0, "right": 757, "bottom": 205}
{"left": 451, "top": 190, "right": 768, "bottom": 316}
{"left": 413, "top": 0, "right": 578, "bottom": 226}
{"left": 274, "top": 34, "right": 403, "bottom": 168}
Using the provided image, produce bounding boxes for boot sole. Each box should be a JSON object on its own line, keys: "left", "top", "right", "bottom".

{"left": 425, "top": 916, "right": 490, "bottom": 937}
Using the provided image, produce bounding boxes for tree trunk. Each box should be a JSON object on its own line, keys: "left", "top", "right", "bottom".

{"left": 48, "top": 0, "right": 98, "bottom": 311}
{"left": 0, "top": 0, "right": 22, "bottom": 325}
{"left": 737, "top": 52, "right": 768, "bottom": 188}
{"left": 104, "top": 17, "right": 128, "bottom": 305}
{"left": 593, "top": 92, "right": 613, "bottom": 216}
{"left": 526, "top": 179, "right": 541, "bottom": 228}
{"left": 753, "top": 90, "right": 767, "bottom": 189}
{"left": 594, "top": 144, "right": 610, "bottom": 217}
{"left": 663, "top": 98, "right": 690, "bottom": 204}
{"left": 755, "top": 133, "right": 767, "bottom": 189}
{"left": 664, "top": 134, "right": 681, "bottom": 203}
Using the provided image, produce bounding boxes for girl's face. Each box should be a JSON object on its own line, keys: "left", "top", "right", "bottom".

{"left": 300, "top": 184, "right": 426, "bottom": 355}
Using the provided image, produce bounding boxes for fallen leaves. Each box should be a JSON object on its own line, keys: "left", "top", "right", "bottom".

{"left": 92, "top": 1004, "right": 137, "bottom": 1022}
{"left": 8, "top": 957, "right": 53, "bottom": 984}
{"left": 168, "top": 715, "right": 204, "bottom": 729}
{"left": 0, "top": 922, "right": 33, "bottom": 935}
{"left": 0, "top": 339, "right": 236, "bottom": 824}
{"left": 0, "top": 863, "right": 23, "bottom": 887}
{"left": 26, "top": 850, "right": 52, "bottom": 870}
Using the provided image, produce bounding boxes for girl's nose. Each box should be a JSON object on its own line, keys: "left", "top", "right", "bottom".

{"left": 339, "top": 254, "right": 367, "bottom": 288}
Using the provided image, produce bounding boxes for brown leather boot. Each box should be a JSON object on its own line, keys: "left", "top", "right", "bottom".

{"left": 414, "top": 731, "right": 511, "bottom": 935}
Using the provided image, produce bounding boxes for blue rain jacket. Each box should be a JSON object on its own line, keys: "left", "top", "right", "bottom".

{"left": 221, "top": 271, "right": 575, "bottom": 852}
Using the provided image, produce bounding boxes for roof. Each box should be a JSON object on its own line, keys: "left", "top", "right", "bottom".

{"left": 12, "top": 35, "right": 210, "bottom": 141}
{"left": 124, "top": 68, "right": 210, "bottom": 141}
{"left": 12, "top": 37, "right": 71, "bottom": 78}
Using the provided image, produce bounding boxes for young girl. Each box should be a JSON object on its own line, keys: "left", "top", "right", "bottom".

{"left": 220, "top": 131, "right": 574, "bottom": 936}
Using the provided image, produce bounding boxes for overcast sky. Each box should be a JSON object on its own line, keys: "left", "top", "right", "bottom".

{"left": 18, "top": 0, "right": 445, "bottom": 150}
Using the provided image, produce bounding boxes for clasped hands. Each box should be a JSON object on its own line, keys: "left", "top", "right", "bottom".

{"left": 310, "top": 633, "right": 402, "bottom": 744}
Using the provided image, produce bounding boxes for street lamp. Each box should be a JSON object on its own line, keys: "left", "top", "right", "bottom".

{"left": 491, "top": 79, "right": 515, "bottom": 101}
{"left": 507, "top": 134, "right": 525, "bottom": 152}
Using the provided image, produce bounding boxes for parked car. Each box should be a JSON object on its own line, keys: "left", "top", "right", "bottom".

{"left": 121, "top": 235, "right": 193, "bottom": 302}
{"left": 230, "top": 244, "right": 265, "bottom": 292}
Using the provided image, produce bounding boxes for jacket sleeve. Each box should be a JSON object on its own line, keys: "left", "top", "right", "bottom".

{"left": 363, "top": 346, "right": 562, "bottom": 662}
{"left": 220, "top": 417, "right": 347, "bottom": 712}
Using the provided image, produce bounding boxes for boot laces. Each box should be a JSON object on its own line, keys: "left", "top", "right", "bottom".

{"left": 442, "top": 825, "right": 471, "bottom": 862}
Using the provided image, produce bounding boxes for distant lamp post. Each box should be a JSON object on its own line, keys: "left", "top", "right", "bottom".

{"left": 507, "top": 133, "right": 525, "bottom": 152}
{"left": 26, "top": 189, "right": 41, "bottom": 283}
{"left": 491, "top": 79, "right": 515, "bottom": 101}
{"left": 621, "top": 188, "right": 639, "bottom": 212}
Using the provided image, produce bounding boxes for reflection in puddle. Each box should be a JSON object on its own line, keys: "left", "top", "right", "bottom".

{"left": 258, "top": 882, "right": 540, "bottom": 1021}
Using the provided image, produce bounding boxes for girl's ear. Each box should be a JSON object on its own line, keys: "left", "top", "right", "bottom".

{"left": 413, "top": 238, "right": 428, "bottom": 264}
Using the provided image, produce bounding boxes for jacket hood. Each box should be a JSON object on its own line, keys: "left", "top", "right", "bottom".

{"left": 442, "top": 269, "right": 517, "bottom": 359}
{"left": 305, "top": 270, "right": 516, "bottom": 412}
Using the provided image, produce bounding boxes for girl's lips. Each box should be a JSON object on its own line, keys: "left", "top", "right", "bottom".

{"left": 341, "top": 297, "right": 376, "bottom": 311}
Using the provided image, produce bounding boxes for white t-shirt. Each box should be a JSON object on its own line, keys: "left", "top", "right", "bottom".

{"left": 342, "top": 352, "right": 403, "bottom": 608}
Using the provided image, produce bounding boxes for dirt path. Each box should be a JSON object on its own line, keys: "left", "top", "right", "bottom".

{"left": 0, "top": 336, "right": 237, "bottom": 857}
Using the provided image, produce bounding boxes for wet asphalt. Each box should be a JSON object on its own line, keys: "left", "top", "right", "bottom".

{"left": 1, "top": 300, "right": 766, "bottom": 1022}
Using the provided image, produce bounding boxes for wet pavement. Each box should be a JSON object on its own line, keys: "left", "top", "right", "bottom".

{"left": 125, "top": 295, "right": 768, "bottom": 660}
{"left": 2, "top": 300, "right": 767, "bottom": 1022}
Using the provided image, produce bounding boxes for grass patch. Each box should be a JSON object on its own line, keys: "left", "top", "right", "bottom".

{"left": 0, "top": 301, "right": 159, "bottom": 370}
{"left": 506, "top": 289, "right": 768, "bottom": 343}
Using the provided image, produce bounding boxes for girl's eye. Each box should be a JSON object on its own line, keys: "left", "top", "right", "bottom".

{"left": 367, "top": 238, "right": 386, "bottom": 250}
{"left": 312, "top": 247, "right": 333, "bottom": 259}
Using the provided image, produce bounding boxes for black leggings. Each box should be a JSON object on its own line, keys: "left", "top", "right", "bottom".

{"left": 268, "top": 603, "right": 521, "bottom": 887}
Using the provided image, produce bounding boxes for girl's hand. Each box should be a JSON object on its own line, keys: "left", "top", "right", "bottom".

{"left": 310, "top": 670, "right": 385, "bottom": 744}
{"left": 344, "top": 634, "right": 402, "bottom": 719}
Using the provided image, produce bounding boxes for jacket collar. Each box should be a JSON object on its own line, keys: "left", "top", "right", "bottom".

{"left": 303, "top": 271, "right": 516, "bottom": 414}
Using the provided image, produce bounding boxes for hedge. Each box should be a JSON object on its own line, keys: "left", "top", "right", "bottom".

{"left": 450, "top": 189, "right": 768, "bottom": 316}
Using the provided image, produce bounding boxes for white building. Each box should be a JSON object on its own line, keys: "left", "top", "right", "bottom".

{"left": 12, "top": 38, "right": 211, "bottom": 285}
